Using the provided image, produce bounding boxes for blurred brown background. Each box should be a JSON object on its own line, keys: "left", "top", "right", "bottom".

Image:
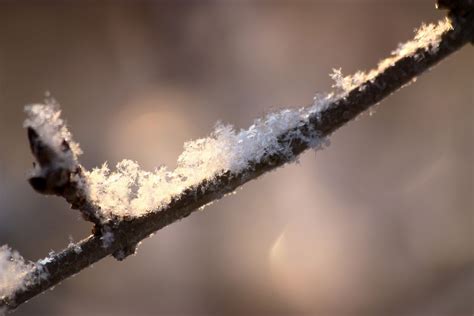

{"left": 0, "top": 1, "right": 473, "bottom": 315}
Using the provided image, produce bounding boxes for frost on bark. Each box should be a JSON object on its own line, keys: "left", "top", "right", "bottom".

{"left": 1, "top": 5, "right": 473, "bottom": 313}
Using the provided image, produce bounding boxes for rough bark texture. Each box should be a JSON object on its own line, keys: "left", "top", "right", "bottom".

{"left": 1, "top": 8, "right": 473, "bottom": 313}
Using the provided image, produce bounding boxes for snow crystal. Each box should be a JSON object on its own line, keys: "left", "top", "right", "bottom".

{"left": 0, "top": 246, "right": 35, "bottom": 298}
{"left": 37, "top": 256, "right": 53, "bottom": 266}
{"left": 331, "top": 18, "right": 452, "bottom": 94}
{"left": 67, "top": 237, "right": 82, "bottom": 254}
{"left": 73, "top": 246, "right": 82, "bottom": 254}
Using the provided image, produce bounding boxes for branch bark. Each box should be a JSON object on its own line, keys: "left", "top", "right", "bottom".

{"left": 1, "top": 9, "right": 473, "bottom": 312}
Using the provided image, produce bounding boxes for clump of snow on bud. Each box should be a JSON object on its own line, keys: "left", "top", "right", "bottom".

{"left": 0, "top": 246, "right": 35, "bottom": 298}
{"left": 85, "top": 96, "right": 332, "bottom": 218}
{"left": 330, "top": 18, "right": 452, "bottom": 95}
{"left": 24, "top": 101, "right": 82, "bottom": 166}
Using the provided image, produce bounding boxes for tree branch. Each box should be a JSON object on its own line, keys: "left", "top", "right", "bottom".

{"left": 1, "top": 9, "right": 473, "bottom": 312}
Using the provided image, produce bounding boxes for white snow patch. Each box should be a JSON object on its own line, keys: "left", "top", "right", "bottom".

{"left": 0, "top": 246, "right": 35, "bottom": 298}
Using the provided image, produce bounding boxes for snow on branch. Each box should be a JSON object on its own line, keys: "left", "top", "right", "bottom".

{"left": 0, "top": 247, "right": 49, "bottom": 315}
{"left": 1, "top": 9, "right": 473, "bottom": 313}
{"left": 329, "top": 17, "right": 454, "bottom": 94}
{"left": 85, "top": 105, "right": 329, "bottom": 219}
{"left": 0, "top": 247, "right": 34, "bottom": 299}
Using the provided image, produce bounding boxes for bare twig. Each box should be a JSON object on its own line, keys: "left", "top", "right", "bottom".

{"left": 1, "top": 9, "right": 473, "bottom": 312}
